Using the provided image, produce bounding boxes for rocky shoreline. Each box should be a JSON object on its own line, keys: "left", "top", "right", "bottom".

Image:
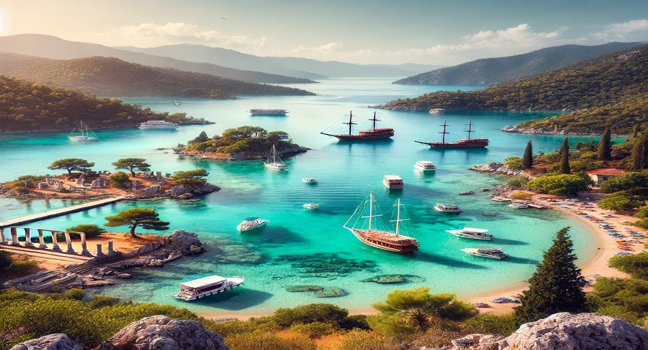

{"left": 470, "top": 162, "right": 534, "bottom": 179}
{"left": 0, "top": 118, "right": 214, "bottom": 134}
{"left": 176, "top": 144, "right": 309, "bottom": 161}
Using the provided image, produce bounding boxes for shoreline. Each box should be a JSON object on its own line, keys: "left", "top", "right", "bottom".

{"left": 192, "top": 198, "right": 637, "bottom": 320}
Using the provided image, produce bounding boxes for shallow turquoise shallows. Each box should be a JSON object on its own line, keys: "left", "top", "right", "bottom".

{"left": 0, "top": 78, "right": 601, "bottom": 314}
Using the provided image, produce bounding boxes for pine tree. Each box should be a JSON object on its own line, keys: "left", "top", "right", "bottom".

{"left": 514, "top": 228, "right": 587, "bottom": 324}
{"left": 598, "top": 128, "right": 611, "bottom": 161}
{"left": 631, "top": 133, "right": 648, "bottom": 170}
{"left": 559, "top": 137, "right": 570, "bottom": 174}
{"left": 522, "top": 141, "right": 533, "bottom": 169}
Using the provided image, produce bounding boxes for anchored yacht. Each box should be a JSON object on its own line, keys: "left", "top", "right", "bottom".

{"left": 461, "top": 246, "right": 508, "bottom": 260}
{"left": 237, "top": 218, "right": 268, "bottom": 232}
{"left": 447, "top": 227, "right": 493, "bottom": 240}
{"left": 414, "top": 161, "right": 436, "bottom": 173}
{"left": 434, "top": 203, "right": 462, "bottom": 213}
{"left": 138, "top": 120, "right": 178, "bottom": 130}
{"left": 174, "top": 275, "right": 244, "bottom": 301}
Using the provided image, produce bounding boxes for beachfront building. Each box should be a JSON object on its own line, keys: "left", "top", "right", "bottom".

{"left": 586, "top": 168, "right": 626, "bottom": 186}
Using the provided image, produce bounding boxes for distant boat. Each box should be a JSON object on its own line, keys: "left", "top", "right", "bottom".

{"left": 343, "top": 194, "right": 419, "bottom": 254}
{"left": 138, "top": 120, "right": 178, "bottom": 130}
{"left": 250, "top": 108, "right": 288, "bottom": 116}
{"left": 434, "top": 203, "right": 462, "bottom": 214}
{"left": 414, "top": 160, "right": 436, "bottom": 173}
{"left": 429, "top": 108, "right": 445, "bottom": 114}
{"left": 303, "top": 203, "right": 320, "bottom": 210}
{"left": 461, "top": 246, "right": 508, "bottom": 260}
{"left": 302, "top": 177, "right": 318, "bottom": 184}
{"left": 321, "top": 111, "right": 394, "bottom": 141}
{"left": 459, "top": 191, "right": 475, "bottom": 195}
{"left": 264, "top": 144, "right": 287, "bottom": 170}
{"left": 68, "top": 121, "right": 97, "bottom": 142}
{"left": 383, "top": 175, "right": 403, "bottom": 190}
{"left": 237, "top": 217, "right": 268, "bottom": 232}
{"left": 173, "top": 101, "right": 182, "bottom": 106}
{"left": 415, "top": 120, "right": 489, "bottom": 149}
{"left": 447, "top": 227, "right": 494, "bottom": 240}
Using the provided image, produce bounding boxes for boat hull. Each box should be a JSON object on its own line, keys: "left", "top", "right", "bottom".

{"left": 348, "top": 228, "right": 419, "bottom": 253}
{"left": 447, "top": 231, "right": 493, "bottom": 241}
{"left": 416, "top": 139, "right": 489, "bottom": 149}
{"left": 322, "top": 128, "right": 394, "bottom": 141}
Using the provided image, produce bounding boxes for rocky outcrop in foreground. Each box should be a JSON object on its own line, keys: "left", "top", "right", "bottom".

{"left": 470, "top": 162, "right": 532, "bottom": 179}
{"left": 97, "top": 315, "right": 228, "bottom": 350}
{"left": 439, "top": 312, "right": 648, "bottom": 350}
{"left": 10, "top": 334, "right": 84, "bottom": 350}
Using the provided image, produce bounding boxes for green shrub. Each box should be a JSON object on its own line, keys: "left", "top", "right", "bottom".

{"left": 338, "top": 329, "right": 400, "bottom": 350}
{"left": 601, "top": 170, "right": 648, "bottom": 193}
{"left": 66, "top": 224, "right": 106, "bottom": 238}
{"left": 224, "top": 331, "right": 316, "bottom": 350}
{"left": 272, "top": 304, "right": 350, "bottom": 328}
{"left": 598, "top": 191, "right": 644, "bottom": 211}
{"left": 504, "top": 157, "right": 523, "bottom": 170}
{"left": 588, "top": 277, "right": 648, "bottom": 325}
{"left": 506, "top": 175, "right": 529, "bottom": 188}
{"left": 290, "top": 322, "right": 336, "bottom": 338}
{"left": 609, "top": 252, "right": 648, "bottom": 279}
{"left": 109, "top": 172, "right": 130, "bottom": 189}
{"left": 527, "top": 174, "right": 589, "bottom": 196}
{"left": 464, "top": 314, "right": 518, "bottom": 335}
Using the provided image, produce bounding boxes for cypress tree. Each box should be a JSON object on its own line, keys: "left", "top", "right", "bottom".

{"left": 631, "top": 133, "right": 648, "bottom": 170}
{"left": 514, "top": 228, "right": 587, "bottom": 324}
{"left": 598, "top": 128, "right": 611, "bottom": 161}
{"left": 559, "top": 137, "right": 570, "bottom": 174}
{"left": 522, "top": 141, "right": 533, "bottom": 169}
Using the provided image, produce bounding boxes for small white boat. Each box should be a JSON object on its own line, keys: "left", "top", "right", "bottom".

{"left": 303, "top": 203, "right": 320, "bottom": 210}
{"left": 434, "top": 203, "right": 462, "bottom": 213}
{"left": 174, "top": 275, "right": 244, "bottom": 301}
{"left": 302, "top": 177, "right": 318, "bottom": 184}
{"left": 491, "top": 196, "right": 511, "bottom": 202}
{"left": 461, "top": 246, "right": 508, "bottom": 260}
{"left": 447, "top": 227, "right": 493, "bottom": 240}
{"left": 509, "top": 200, "right": 530, "bottom": 209}
{"left": 264, "top": 145, "right": 287, "bottom": 170}
{"left": 429, "top": 108, "right": 445, "bottom": 114}
{"left": 68, "top": 121, "right": 97, "bottom": 142}
{"left": 173, "top": 101, "right": 182, "bottom": 106}
{"left": 250, "top": 108, "right": 288, "bottom": 116}
{"left": 236, "top": 218, "right": 268, "bottom": 232}
{"left": 414, "top": 160, "right": 436, "bottom": 173}
{"left": 383, "top": 175, "right": 403, "bottom": 190}
{"left": 138, "top": 120, "right": 179, "bottom": 130}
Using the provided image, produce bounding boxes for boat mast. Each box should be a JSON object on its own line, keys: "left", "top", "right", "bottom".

{"left": 368, "top": 193, "right": 373, "bottom": 230}
{"left": 272, "top": 145, "right": 277, "bottom": 163}
{"left": 465, "top": 121, "right": 474, "bottom": 140}
{"left": 369, "top": 111, "right": 380, "bottom": 130}
{"left": 439, "top": 120, "right": 449, "bottom": 144}
{"left": 395, "top": 198, "right": 400, "bottom": 236}
{"left": 343, "top": 111, "right": 357, "bottom": 135}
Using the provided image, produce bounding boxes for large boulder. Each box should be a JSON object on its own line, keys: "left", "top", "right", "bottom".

{"left": 440, "top": 313, "right": 648, "bottom": 350}
{"left": 166, "top": 230, "right": 204, "bottom": 255}
{"left": 97, "top": 315, "right": 227, "bottom": 350}
{"left": 10, "top": 334, "right": 84, "bottom": 350}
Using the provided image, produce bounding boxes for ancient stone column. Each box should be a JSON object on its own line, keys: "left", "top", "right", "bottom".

{"left": 37, "top": 229, "right": 47, "bottom": 249}
{"left": 107, "top": 241, "right": 115, "bottom": 254}
{"left": 50, "top": 230, "right": 62, "bottom": 252}
{"left": 80, "top": 232, "right": 91, "bottom": 256}
{"left": 21, "top": 228, "right": 34, "bottom": 247}
{"left": 0, "top": 227, "right": 6, "bottom": 245}
{"left": 96, "top": 244, "right": 105, "bottom": 257}
{"left": 10, "top": 227, "right": 19, "bottom": 246}
{"left": 64, "top": 231, "right": 75, "bottom": 254}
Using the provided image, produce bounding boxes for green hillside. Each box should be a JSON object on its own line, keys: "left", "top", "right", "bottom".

{"left": 0, "top": 75, "right": 206, "bottom": 132}
{"left": 381, "top": 45, "right": 648, "bottom": 134}
{"left": 0, "top": 54, "right": 314, "bottom": 98}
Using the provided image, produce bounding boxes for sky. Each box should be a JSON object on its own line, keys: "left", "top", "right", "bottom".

{"left": 1, "top": 0, "right": 647, "bottom": 65}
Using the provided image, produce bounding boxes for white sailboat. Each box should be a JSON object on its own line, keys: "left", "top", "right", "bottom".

{"left": 343, "top": 194, "right": 419, "bottom": 253}
{"left": 264, "top": 144, "right": 287, "bottom": 170}
{"left": 68, "top": 121, "right": 97, "bottom": 142}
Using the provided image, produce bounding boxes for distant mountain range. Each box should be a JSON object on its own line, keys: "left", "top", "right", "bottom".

{"left": 0, "top": 53, "right": 313, "bottom": 98}
{"left": 393, "top": 42, "right": 644, "bottom": 86}
{"left": 118, "top": 44, "right": 439, "bottom": 79}
{"left": 0, "top": 34, "right": 314, "bottom": 84}
{"left": 380, "top": 44, "right": 648, "bottom": 134}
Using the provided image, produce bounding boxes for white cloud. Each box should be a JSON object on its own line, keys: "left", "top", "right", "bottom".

{"left": 289, "top": 42, "right": 344, "bottom": 55}
{"left": 593, "top": 19, "right": 648, "bottom": 41}
{"left": 97, "top": 22, "right": 266, "bottom": 48}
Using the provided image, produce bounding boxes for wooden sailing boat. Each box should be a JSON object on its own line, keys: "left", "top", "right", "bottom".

{"left": 321, "top": 111, "right": 394, "bottom": 140}
{"left": 415, "top": 120, "right": 488, "bottom": 148}
{"left": 264, "top": 144, "right": 287, "bottom": 170}
{"left": 68, "top": 121, "right": 97, "bottom": 142}
{"left": 343, "top": 194, "right": 419, "bottom": 253}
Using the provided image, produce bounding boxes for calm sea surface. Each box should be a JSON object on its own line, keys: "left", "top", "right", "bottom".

{"left": 0, "top": 78, "right": 600, "bottom": 313}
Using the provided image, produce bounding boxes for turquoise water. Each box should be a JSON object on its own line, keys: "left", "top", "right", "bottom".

{"left": 0, "top": 78, "right": 600, "bottom": 314}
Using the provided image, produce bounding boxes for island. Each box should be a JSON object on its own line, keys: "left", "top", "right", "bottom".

{"left": 175, "top": 126, "right": 308, "bottom": 160}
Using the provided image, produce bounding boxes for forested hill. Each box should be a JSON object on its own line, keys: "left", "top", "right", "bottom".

{"left": 0, "top": 54, "right": 314, "bottom": 98}
{"left": 0, "top": 75, "right": 206, "bottom": 132}
{"left": 393, "top": 42, "right": 642, "bottom": 86}
{"left": 380, "top": 44, "right": 648, "bottom": 134}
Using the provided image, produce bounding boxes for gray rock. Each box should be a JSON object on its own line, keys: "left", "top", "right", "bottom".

{"left": 10, "top": 333, "right": 84, "bottom": 350}
{"left": 438, "top": 312, "right": 648, "bottom": 350}
{"left": 166, "top": 230, "right": 204, "bottom": 255}
{"left": 97, "top": 315, "right": 228, "bottom": 350}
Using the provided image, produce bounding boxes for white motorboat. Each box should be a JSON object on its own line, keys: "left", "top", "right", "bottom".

{"left": 303, "top": 203, "right": 320, "bottom": 210}
{"left": 461, "top": 246, "right": 508, "bottom": 260}
{"left": 174, "top": 275, "right": 244, "bottom": 301}
{"left": 447, "top": 227, "right": 493, "bottom": 240}
{"left": 236, "top": 218, "right": 268, "bottom": 232}
{"left": 434, "top": 203, "right": 462, "bottom": 213}
{"left": 264, "top": 144, "right": 287, "bottom": 170}
{"left": 429, "top": 108, "right": 445, "bottom": 114}
{"left": 491, "top": 196, "right": 511, "bottom": 202}
{"left": 68, "top": 121, "right": 97, "bottom": 142}
{"left": 303, "top": 177, "right": 318, "bottom": 184}
{"left": 383, "top": 175, "right": 403, "bottom": 190}
{"left": 250, "top": 108, "right": 288, "bottom": 116}
{"left": 509, "top": 200, "right": 530, "bottom": 209}
{"left": 414, "top": 160, "right": 436, "bottom": 173}
{"left": 138, "top": 120, "right": 179, "bottom": 130}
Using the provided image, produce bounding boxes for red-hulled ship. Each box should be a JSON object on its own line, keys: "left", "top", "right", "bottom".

{"left": 415, "top": 120, "right": 489, "bottom": 149}
{"left": 321, "top": 111, "right": 394, "bottom": 140}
